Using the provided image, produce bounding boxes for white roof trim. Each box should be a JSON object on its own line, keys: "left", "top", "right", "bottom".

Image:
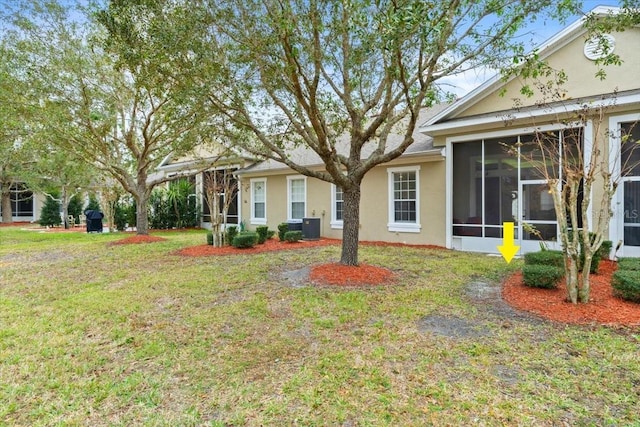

{"left": 423, "top": 91, "right": 640, "bottom": 135}
{"left": 421, "top": 6, "right": 622, "bottom": 130}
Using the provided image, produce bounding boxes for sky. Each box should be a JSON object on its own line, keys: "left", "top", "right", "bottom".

{"left": 439, "top": 1, "right": 625, "bottom": 97}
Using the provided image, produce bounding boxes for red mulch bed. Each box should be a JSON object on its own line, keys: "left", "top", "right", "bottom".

{"left": 503, "top": 260, "right": 640, "bottom": 326}
{"left": 309, "top": 262, "right": 396, "bottom": 287}
{"left": 175, "top": 238, "right": 340, "bottom": 256}
{"left": 0, "top": 221, "right": 32, "bottom": 227}
{"left": 108, "top": 235, "right": 168, "bottom": 246}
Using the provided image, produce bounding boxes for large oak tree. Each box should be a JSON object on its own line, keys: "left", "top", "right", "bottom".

{"left": 5, "top": 0, "right": 221, "bottom": 234}
{"left": 189, "top": 0, "right": 579, "bottom": 265}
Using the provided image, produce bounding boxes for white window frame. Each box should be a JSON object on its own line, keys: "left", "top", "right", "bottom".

{"left": 609, "top": 112, "right": 640, "bottom": 256}
{"left": 250, "top": 178, "right": 267, "bottom": 225}
{"left": 330, "top": 184, "right": 344, "bottom": 229}
{"left": 387, "top": 165, "right": 421, "bottom": 233}
{"left": 287, "top": 175, "right": 307, "bottom": 220}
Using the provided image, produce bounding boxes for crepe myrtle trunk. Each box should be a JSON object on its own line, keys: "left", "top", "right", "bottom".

{"left": 340, "top": 184, "right": 362, "bottom": 266}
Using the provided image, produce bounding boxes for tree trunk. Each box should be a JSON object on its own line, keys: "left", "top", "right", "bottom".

{"left": 136, "top": 192, "right": 150, "bottom": 235}
{"left": 61, "top": 187, "right": 70, "bottom": 229}
{"left": 1, "top": 185, "right": 12, "bottom": 223}
{"left": 340, "top": 185, "right": 361, "bottom": 266}
{"left": 567, "top": 258, "right": 579, "bottom": 304}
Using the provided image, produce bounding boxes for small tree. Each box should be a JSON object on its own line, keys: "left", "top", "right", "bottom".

{"left": 39, "top": 194, "right": 61, "bottom": 227}
{"left": 203, "top": 169, "right": 238, "bottom": 247}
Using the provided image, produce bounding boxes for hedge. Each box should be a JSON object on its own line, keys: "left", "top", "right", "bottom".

{"left": 611, "top": 270, "right": 640, "bottom": 303}
{"left": 232, "top": 232, "right": 258, "bottom": 248}
{"left": 522, "top": 264, "right": 564, "bottom": 289}
{"left": 616, "top": 257, "right": 640, "bottom": 271}
{"left": 256, "top": 225, "right": 270, "bottom": 244}
{"left": 284, "top": 230, "right": 303, "bottom": 243}
{"left": 278, "top": 223, "right": 289, "bottom": 242}
{"left": 524, "top": 250, "right": 564, "bottom": 268}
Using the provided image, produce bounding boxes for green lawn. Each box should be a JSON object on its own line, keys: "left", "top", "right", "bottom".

{"left": 1, "top": 226, "right": 639, "bottom": 426}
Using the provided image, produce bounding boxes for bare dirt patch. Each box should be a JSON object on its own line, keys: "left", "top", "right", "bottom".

{"left": 108, "top": 235, "right": 168, "bottom": 246}
{"left": 503, "top": 260, "right": 640, "bottom": 327}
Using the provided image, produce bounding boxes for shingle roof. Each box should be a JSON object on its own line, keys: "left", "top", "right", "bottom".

{"left": 239, "top": 103, "right": 450, "bottom": 174}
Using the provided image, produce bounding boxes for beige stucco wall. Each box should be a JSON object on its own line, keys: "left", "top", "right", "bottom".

{"left": 459, "top": 28, "right": 640, "bottom": 118}
{"left": 239, "top": 157, "right": 447, "bottom": 247}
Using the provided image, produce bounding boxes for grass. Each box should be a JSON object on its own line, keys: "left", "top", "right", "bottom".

{"left": 1, "top": 226, "right": 639, "bottom": 425}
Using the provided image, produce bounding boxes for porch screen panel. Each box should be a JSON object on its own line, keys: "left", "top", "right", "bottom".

{"left": 452, "top": 142, "right": 482, "bottom": 236}
{"left": 483, "top": 137, "right": 517, "bottom": 238}
{"left": 622, "top": 121, "right": 640, "bottom": 246}
{"left": 11, "top": 184, "right": 33, "bottom": 217}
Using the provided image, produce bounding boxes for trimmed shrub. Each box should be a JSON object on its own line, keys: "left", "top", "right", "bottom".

{"left": 206, "top": 231, "right": 214, "bottom": 245}
{"left": 233, "top": 231, "right": 258, "bottom": 248}
{"left": 278, "top": 222, "right": 289, "bottom": 242}
{"left": 85, "top": 194, "right": 101, "bottom": 212}
{"left": 267, "top": 230, "right": 276, "bottom": 240}
{"left": 225, "top": 226, "right": 238, "bottom": 246}
{"left": 611, "top": 270, "right": 640, "bottom": 303}
{"left": 524, "top": 250, "right": 564, "bottom": 268}
{"left": 617, "top": 257, "right": 640, "bottom": 271}
{"left": 284, "top": 230, "right": 303, "bottom": 243}
{"left": 598, "top": 240, "right": 613, "bottom": 260}
{"left": 256, "top": 225, "right": 269, "bottom": 244}
{"left": 67, "top": 194, "right": 83, "bottom": 224}
{"left": 522, "top": 264, "right": 564, "bottom": 289}
{"left": 39, "top": 196, "right": 62, "bottom": 227}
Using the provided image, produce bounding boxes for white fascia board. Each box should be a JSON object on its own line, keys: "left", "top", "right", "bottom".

{"left": 423, "top": 92, "right": 640, "bottom": 136}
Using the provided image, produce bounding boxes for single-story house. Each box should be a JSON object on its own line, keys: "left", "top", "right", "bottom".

{"left": 159, "top": 6, "right": 639, "bottom": 257}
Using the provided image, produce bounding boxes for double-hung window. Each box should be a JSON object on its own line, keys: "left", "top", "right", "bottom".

{"left": 331, "top": 185, "right": 344, "bottom": 228}
{"left": 387, "top": 166, "right": 421, "bottom": 232}
{"left": 250, "top": 178, "right": 267, "bottom": 224}
{"left": 288, "top": 176, "right": 306, "bottom": 220}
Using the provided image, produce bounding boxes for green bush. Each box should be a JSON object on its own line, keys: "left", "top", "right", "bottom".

{"left": 617, "top": 257, "right": 640, "bottom": 271}
{"left": 206, "top": 231, "right": 214, "bottom": 245}
{"left": 284, "top": 230, "right": 303, "bottom": 243}
{"left": 226, "top": 226, "right": 238, "bottom": 246}
{"left": 598, "top": 240, "right": 613, "bottom": 260}
{"left": 233, "top": 232, "right": 258, "bottom": 248}
{"left": 522, "top": 264, "right": 564, "bottom": 289}
{"left": 256, "top": 225, "right": 269, "bottom": 244}
{"left": 524, "top": 250, "right": 564, "bottom": 268}
{"left": 67, "top": 194, "right": 83, "bottom": 224}
{"left": 278, "top": 223, "right": 289, "bottom": 242}
{"left": 39, "top": 195, "right": 62, "bottom": 227}
{"left": 611, "top": 270, "right": 640, "bottom": 303}
{"left": 267, "top": 230, "right": 276, "bottom": 240}
{"left": 85, "top": 194, "right": 101, "bottom": 212}
{"left": 565, "top": 231, "right": 610, "bottom": 273}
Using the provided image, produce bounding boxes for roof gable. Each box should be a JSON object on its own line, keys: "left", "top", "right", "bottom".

{"left": 421, "top": 6, "right": 631, "bottom": 132}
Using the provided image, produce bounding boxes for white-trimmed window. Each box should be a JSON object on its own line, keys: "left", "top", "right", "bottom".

{"left": 287, "top": 175, "right": 306, "bottom": 220}
{"left": 388, "top": 166, "right": 421, "bottom": 233}
{"left": 250, "top": 178, "right": 267, "bottom": 224}
{"left": 331, "top": 184, "right": 344, "bottom": 228}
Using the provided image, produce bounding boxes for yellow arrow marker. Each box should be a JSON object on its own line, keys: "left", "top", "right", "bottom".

{"left": 497, "top": 222, "right": 520, "bottom": 264}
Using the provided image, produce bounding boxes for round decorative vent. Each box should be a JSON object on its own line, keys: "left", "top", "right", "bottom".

{"left": 583, "top": 34, "right": 616, "bottom": 60}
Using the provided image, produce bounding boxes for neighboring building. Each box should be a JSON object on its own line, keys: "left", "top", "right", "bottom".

{"left": 0, "top": 183, "right": 45, "bottom": 223}
{"left": 152, "top": 147, "right": 256, "bottom": 229}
